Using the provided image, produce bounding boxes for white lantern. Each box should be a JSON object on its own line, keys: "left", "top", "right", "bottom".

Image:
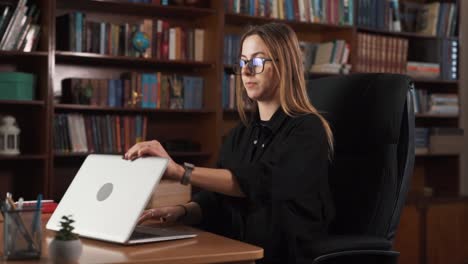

{"left": 0, "top": 115, "right": 20, "bottom": 155}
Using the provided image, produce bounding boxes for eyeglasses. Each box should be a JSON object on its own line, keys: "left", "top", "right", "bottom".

{"left": 233, "top": 57, "right": 275, "bottom": 75}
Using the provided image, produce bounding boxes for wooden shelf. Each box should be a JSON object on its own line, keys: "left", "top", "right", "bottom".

{"left": 0, "top": 50, "right": 48, "bottom": 58}
{"left": 0, "top": 100, "right": 45, "bottom": 106}
{"left": 0, "top": 154, "right": 46, "bottom": 161}
{"left": 357, "top": 26, "right": 459, "bottom": 41}
{"left": 415, "top": 148, "right": 460, "bottom": 157}
{"left": 55, "top": 51, "right": 214, "bottom": 69}
{"left": 406, "top": 195, "right": 468, "bottom": 206}
{"left": 412, "top": 79, "right": 458, "bottom": 85}
{"left": 56, "top": 0, "right": 216, "bottom": 19}
{"left": 415, "top": 113, "right": 458, "bottom": 119}
{"left": 54, "top": 104, "right": 215, "bottom": 114}
{"left": 225, "top": 13, "right": 354, "bottom": 32}
{"left": 54, "top": 151, "right": 211, "bottom": 158}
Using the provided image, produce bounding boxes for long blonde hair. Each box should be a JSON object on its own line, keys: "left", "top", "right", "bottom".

{"left": 236, "top": 22, "right": 334, "bottom": 156}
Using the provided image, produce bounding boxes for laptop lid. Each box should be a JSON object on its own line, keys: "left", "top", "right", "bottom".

{"left": 46, "top": 154, "right": 168, "bottom": 244}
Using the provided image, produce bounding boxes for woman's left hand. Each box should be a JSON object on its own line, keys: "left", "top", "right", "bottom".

{"left": 123, "top": 140, "right": 184, "bottom": 181}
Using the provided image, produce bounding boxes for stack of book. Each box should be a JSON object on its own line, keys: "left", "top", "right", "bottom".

{"left": 357, "top": 0, "right": 401, "bottom": 32}
{"left": 412, "top": 90, "right": 459, "bottom": 116}
{"left": 427, "top": 93, "right": 458, "bottom": 115}
{"left": 60, "top": 73, "right": 204, "bottom": 110}
{"left": 224, "top": 0, "right": 354, "bottom": 26}
{"left": 406, "top": 61, "right": 440, "bottom": 80}
{"left": 56, "top": 12, "right": 205, "bottom": 61}
{"left": 54, "top": 114, "right": 147, "bottom": 154}
{"left": 355, "top": 33, "right": 408, "bottom": 73}
{"left": 357, "top": 0, "right": 458, "bottom": 38}
{"left": 301, "top": 40, "right": 351, "bottom": 74}
{"left": 0, "top": 0, "right": 41, "bottom": 51}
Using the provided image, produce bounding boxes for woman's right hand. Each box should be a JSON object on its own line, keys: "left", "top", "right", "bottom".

{"left": 137, "top": 206, "right": 186, "bottom": 225}
{"left": 123, "top": 140, "right": 184, "bottom": 182}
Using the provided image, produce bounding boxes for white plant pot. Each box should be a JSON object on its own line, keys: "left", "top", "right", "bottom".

{"left": 48, "top": 238, "right": 83, "bottom": 263}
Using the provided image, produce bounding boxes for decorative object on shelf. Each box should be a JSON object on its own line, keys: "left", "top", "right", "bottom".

{"left": 48, "top": 215, "right": 82, "bottom": 263}
{"left": 128, "top": 90, "right": 143, "bottom": 107}
{"left": 0, "top": 115, "right": 21, "bottom": 156}
{"left": 132, "top": 31, "right": 150, "bottom": 58}
{"left": 0, "top": 72, "right": 35, "bottom": 101}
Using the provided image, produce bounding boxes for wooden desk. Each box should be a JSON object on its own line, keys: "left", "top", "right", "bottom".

{"left": 0, "top": 215, "right": 263, "bottom": 264}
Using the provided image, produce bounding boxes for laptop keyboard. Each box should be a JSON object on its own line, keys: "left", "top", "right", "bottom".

{"left": 129, "top": 230, "right": 162, "bottom": 240}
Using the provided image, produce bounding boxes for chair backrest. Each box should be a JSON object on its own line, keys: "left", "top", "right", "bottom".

{"left": 307, "top": 73, "right": 415, "bottom": 241}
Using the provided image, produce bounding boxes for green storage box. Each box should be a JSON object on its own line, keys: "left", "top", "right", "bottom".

{"left": 0, "top": 72, "right": 35, "bottom": 100}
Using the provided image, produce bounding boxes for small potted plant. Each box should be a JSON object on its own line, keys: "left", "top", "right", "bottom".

{"left": 48, "top": 215, "right": 82, "bottom": 263}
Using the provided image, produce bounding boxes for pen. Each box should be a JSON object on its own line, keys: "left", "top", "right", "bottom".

{"left": 31, "top": 194, "right": 42, "bottom": 237}
{"left": 1, "top": 199, "right": 15, "bottom": 253}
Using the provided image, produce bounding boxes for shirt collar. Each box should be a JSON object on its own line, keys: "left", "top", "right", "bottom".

{"left": 252, "top": 107, "right": 288, "bottom": 134}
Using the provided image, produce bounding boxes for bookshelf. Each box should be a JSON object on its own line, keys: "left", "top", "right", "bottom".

{"left": 0, "top": 0, "right": 466, "bottom": 263}
{"left": 0, "top": 0, "right": 51, "bottom": 200}
{"left": 49, "top": 0, "right": 225, "bottom": 200}
{"left": 220, "top": 1, "right": 466, "bottom": 264}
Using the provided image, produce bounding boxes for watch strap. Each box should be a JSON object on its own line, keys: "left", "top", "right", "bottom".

{"left": 180, "top": 162, "right": 194, "bottom": 185}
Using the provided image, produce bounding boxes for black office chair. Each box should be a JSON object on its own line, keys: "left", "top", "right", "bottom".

{"left": 306, "top": 73, "right": 415, "bottom": 264}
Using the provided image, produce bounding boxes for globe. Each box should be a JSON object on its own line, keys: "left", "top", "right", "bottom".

{"left": 132, "top": 31, "right": 150, "bottom": 56}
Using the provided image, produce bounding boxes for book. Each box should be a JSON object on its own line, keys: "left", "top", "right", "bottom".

{"left": 0, "top": 0, "right": 27, "bottom": 50}
{"left": 194, "top": 28, "right": 204, "bottom": 62}
{"left": 168, "top": 74, "right": 184, "bottom": 109}
{"left": 418, "top": 2, "right": 439, "bottom": 36}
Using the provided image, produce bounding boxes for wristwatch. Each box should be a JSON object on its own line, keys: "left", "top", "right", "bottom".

{"left": 180, "top": 162, "right": 194, "bottom": 185}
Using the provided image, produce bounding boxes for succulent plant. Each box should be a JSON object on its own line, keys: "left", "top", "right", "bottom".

{"left": 55, "top": 215, "right": 79, "bottom": 241}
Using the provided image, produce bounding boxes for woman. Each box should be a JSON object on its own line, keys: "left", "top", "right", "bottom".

{"left": 124, "top": 22, "right": 334, "bottom": 264}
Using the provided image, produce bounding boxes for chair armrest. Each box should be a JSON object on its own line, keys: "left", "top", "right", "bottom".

{"left": 312, "top": 249, "right": 399, "bottom": 264}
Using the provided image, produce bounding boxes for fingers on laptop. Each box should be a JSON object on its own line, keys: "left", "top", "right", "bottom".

{"left": 124, "top": 142, "right": 148, "bottom": 160}
{"left": 124, "top": 140, "right": 165, "bottom": 161}
{"left": 138, "top": 209, "right": 157, "bottom": 224}
{"left": 138, "top": 208, "right": 176, "bottom": 225}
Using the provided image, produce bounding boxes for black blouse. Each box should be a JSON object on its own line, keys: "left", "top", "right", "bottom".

{"left": 193, "top": 108, "right": 335, "bottom": 264}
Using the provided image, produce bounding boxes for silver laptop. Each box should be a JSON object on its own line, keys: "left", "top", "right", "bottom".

{"left": 46, "top": 154, "right": 197, "bottom": 244}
